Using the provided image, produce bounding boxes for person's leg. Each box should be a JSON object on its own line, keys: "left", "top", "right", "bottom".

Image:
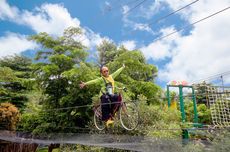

{"left": 110, "top": 94, "right": 119, "bottom": 116}
{"left": 101, "top": 94, "right": 111, "bottom": 121}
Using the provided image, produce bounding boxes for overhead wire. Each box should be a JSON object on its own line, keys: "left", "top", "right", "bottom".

{"left": 148, "top": 0, "right": 200, "bottom": 26}
{"left": 103, "top": 0, "right": 143, "bottom": 14}
{"left": 151, "top": 6, "right": 230, "bottom": 42}
{"left": 15, "top": 90, "right": 230, "bottom": 112}
{"left": 97, "top": 1, "right": 230, "bottom": 50}
{"left": 1, "top": 81, "right": 229, "bottom": 114}
{"left": 78, "top": 0, "right": 148, "bottom": 44}
{"left": 77, "top": 0, "right": 144, "bottom": 43}
{"left": 79, "top": 1, "right": 230, "bottom": 50}
{"left": 190, "top": 70, "right": 230, "bottom": 84}
{"left": 79, "top": 0, "right": 201, "bottom": 46}
{"left": 122, "top": 0, "right": 200, "bottom": 38}
{"left": 123, "top": 0, "right": 149, "bottom": 15}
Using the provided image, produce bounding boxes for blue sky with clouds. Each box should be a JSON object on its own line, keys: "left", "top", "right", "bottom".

{"left": 1, "top": 0, "right": 230, "bottom": 88}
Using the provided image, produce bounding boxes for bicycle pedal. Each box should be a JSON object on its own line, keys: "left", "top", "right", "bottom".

{"left": 106, "top": 120, "right": 114, "bottom": 127}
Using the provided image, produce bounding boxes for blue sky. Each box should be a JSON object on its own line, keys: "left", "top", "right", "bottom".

{"left": 0, "top": 0, "right": 230, "bottom": 88}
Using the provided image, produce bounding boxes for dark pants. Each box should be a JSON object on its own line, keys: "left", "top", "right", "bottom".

{"left": 101, "top": 94, "right": 120, "bottom": 121}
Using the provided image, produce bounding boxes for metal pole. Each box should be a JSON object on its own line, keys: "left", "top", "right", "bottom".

{"left": 179, "top": 85, "right": 189, "bottom": 141}
{"left": 192, "top": 87, "right": 198, "bottom": 124}
{"left": 167, "top": 85, "right": 171, "bottom": 107}
{"left": 179, "top": 85, "right": 186, "bottom": 122}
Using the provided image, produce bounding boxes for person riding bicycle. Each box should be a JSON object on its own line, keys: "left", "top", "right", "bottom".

{"left": 79, "top": 64, "right": 125, "bottom": 126}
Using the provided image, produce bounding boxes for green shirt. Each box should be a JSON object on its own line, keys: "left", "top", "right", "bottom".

{"left": 85, "top": 66, "right": 124, "bottom": 95}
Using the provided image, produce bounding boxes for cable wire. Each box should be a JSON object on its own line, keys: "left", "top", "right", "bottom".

{"left": 123, "top": 0, "right": 149, "bottom": 15}
{"left": 104, "top": 0, "right": 143, "bottom": 14}
{"left": 190, "top": 70, "right": 230, "bottom": 84}
{"left": 151, "top": 6, "right": 230, "bottom": 42}
{"left": 148, "top": 0, "right": 200, "bottom": 26}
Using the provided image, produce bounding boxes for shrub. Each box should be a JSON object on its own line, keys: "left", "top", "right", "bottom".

{"left": 0, "top": 102, "right": 20, "bottom": 130}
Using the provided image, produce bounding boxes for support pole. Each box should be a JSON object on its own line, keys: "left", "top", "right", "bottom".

{"left": 192, "top": 87, "right": 198, "bottom": 124}
{"left": 167, "top": 85, "right": 170, "bottom": 107}
{"left": 179, "top": 85, "right": 189, "bottom": 142}
{"left": 179, "top": 85, "right": 186, "bottom": 122}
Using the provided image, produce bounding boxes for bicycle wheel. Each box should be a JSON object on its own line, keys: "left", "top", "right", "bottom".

{"left": 93, "top": 105, "right": 105, "bottom": 130}
{"left": 119, "top": 101, "right": 139, "bottom": 130}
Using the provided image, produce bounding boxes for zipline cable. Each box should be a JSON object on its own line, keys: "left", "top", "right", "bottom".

{"left": 148, "top": 0, "right": 200, "bottom": 26}
{"left": 151, "top": 6, "right": 230, "bottom": 42}
{"left": 123, "top": 0, "right": 149, "bottom": 15}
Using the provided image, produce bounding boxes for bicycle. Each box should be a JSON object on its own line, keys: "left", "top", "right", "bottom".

{"left": 93, "top": 87, "right": 139, "bottom": 131}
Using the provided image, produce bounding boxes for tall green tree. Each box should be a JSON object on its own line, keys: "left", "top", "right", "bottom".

{"left": 28, "top": 27, "right": 92, "bottom": 133}
{"left": 0, "top": 55, "right": 33, "bottom": 110}
{"left": 97, "top": 40, "right": 121, "bottom": 65}
{"left": 0, "top": 55, "right": 32, "bottom": 78}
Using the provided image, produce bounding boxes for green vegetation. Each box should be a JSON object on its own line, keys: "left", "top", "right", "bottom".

{"left": 184, "top": 100, "right": 211, "bottom": 124}
{"left": 14, "top": 27, "right": 161, "bottom": 135}
{"left": 0, "top": 55, "right": 33, "bottom": 110}
{"left": 0, "top": 27, "right": 229, "bottom": 151}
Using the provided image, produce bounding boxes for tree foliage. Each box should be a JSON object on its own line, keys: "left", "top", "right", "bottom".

{"left": 0, "top": 55, "right": 33, "bottom": 110}
{"left": 96, "top": 40, "right": 118, "bottom": 65}
{"left": 26, "top": 27, "right": 92, "bottom": 133}
{"left": 18, "top": 27, "right": 162, "bottom": 135}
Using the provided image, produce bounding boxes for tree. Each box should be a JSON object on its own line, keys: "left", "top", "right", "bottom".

{"left": 0, "top": 55, "right": 33, "bottom": 110}
{"left": 28, "top": 27, "right": 91, "bottom": 133}
{"left": 97, "top": 40, "right": 120, "bottom": 65}
{"left": 0, "top": 55, "right": 32, "bottom": 78}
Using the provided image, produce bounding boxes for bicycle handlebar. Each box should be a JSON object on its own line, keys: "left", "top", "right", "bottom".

{"left": 115, "top": 86, "right": 127, "bottom": 92}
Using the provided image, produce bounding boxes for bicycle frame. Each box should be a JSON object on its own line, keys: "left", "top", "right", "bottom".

{"left": 93, "top": 87, "right": 139, "bottom": 131}
{"left": 93, "top": 93, "right": 123, "bottom": 120}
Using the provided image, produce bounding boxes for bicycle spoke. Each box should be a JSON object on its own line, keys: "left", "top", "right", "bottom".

{"left": 94, "top": 105, "right": 105, "bottom": 130}
{"left": 120, "top": 102, "right": 139, "bottom": 130}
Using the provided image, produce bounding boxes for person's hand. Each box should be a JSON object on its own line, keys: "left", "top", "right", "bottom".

{"left": 122, "top": 63, "right": 125, "bottom": 68}
{"left": 79, "top": 81, "right": 86, "bottom": 89}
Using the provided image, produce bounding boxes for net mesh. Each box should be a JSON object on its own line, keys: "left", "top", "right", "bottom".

{"left": 206, "top": 86, "right": 230, "bottom": 127}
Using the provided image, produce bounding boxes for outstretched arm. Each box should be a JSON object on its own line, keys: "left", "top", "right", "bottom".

{"left": 111, "top": 64, "right": 125, "bottom": 79}
{"left": 79, "top": 77, "right": 103, "bottom": 89}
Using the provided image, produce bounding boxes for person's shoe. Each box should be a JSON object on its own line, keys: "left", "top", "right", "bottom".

{"left": 106, "top": 119, "right": 114, "bottom": 127}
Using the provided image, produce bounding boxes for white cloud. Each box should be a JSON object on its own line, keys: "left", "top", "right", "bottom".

{"left": 0, "top": 33, "right": 37, "bottom": 58}
{"left": 84, "top": 28, "right": 106, "bottom": 49}
{"left": 0, "top": 1, "right": 80, "bottom": 36}
{"left": 19, "top": 3, "right": 81, "bottom": 36}
{"left": 133, "top": 23, "right": 155, "bottom": 34}
{"left": 139, "top": 0, "right": 163, "bottom": 19}
{"left": 122, "top": 15, "right": 155, "bottom": 34}
{"left": 0, "top": 0, "right": 19, "bottom": 20}
{"left": 122, "top": 5, "right": 130, "bottom": 15}
{"left": 120, "top": 40, "right": 136, "bottom": 50}
{"left": 162, "top": 0, "right": 230, "bottom": 22}
{"left": 140, "top": 27, "right": 180, "bottom": 60}
{"left": 153, "top": 0, "right": 230, "bottom": 84}
{"left": 121, "top": 2, "right": 160, "bottom": 35}
{"left": 0, "top": 1, "right": 106, "bottom": 57}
